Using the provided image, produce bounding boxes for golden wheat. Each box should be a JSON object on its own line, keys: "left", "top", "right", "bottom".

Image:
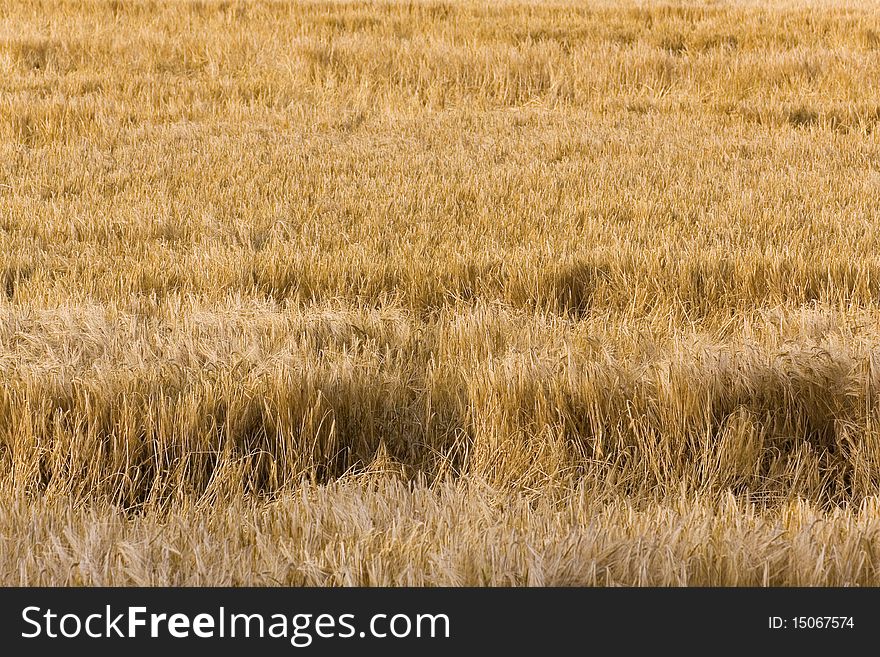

{"left": 2, "top": 0, "right": 880, "bottom": 584}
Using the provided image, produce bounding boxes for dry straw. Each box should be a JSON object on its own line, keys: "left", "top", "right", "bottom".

{"left": 2, "top": 0, "right": 880, "bottom": 584}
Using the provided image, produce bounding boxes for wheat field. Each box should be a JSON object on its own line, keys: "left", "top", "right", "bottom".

{"left": 2, "top": 0, "right": 880, "bottom": 585}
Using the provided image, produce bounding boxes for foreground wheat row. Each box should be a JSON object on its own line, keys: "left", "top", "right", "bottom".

{"left": 2, "top": 0, "right": 880, "bottom": 584}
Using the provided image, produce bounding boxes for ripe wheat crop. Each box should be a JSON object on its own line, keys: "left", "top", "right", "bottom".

{"left": 2, "top": 0, "right": 880, "bottom": 585}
